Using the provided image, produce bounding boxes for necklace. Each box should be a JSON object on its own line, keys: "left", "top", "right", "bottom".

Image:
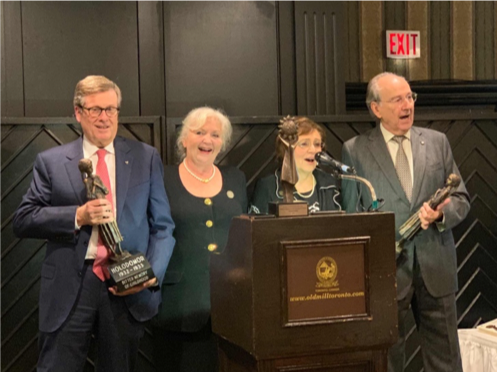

{"left": 183, "top": 159, "right": 216, "bottom": 183}
{"left": 295, "top": 175, "right": 316, "bottom": 199}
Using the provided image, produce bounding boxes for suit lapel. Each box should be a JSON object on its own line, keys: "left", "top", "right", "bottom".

{"left": 410, "top": 127, "right": 426, "bottom": 208}
{"left": 368, "top": 127, "right": 410, "bottom": 206}
{"left": 114, "top": 137, "right": 133, "bottom": 224}
{"left": 64, "top": 137, "right": 86, "bottom": 204}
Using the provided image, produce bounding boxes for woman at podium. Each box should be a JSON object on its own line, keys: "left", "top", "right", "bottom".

{"left": 152, "top": 107, "right": 248, "bottom": 372}
{"left": 250, "top": 117, "right": 341, "bottom": 214}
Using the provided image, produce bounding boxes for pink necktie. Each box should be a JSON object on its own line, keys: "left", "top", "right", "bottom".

{"left": 93, "top": 149, "right": 114, "bottom": 281}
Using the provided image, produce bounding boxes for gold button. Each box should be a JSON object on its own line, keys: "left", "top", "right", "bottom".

{"left": 208, "top": 244, "right": 217, "bottom": 252}
{"left": 206, "top": 220, "right": 213, "bottom": 228}
{"left": 204, "top": 198, "right": 212, "bottom": 206}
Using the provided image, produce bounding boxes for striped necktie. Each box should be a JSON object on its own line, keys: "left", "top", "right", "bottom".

{"left": 392, "top": 136, "right": 412, "bottom": 202}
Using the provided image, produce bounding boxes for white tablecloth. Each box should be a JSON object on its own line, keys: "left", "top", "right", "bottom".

{"left": 459, "top": 329, "right": 497, "bottom": 372}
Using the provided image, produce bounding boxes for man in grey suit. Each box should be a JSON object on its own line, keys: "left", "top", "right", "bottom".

{"left": 341, "top": 72, "right": 470, "bottom": 372}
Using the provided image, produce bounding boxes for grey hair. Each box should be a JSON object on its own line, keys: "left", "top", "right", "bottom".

{"left": 176, "top": 106, "right": 232, "bottom": 161}
{"left": 366, "top": 72, "right": 407, "bottom": 116}
{"left": 73, "top": 75, "right": 122, "bottom": 108}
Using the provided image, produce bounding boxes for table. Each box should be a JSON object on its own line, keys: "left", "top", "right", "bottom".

{"left": 459, "top": 328, "right": 497, "bottom": 372}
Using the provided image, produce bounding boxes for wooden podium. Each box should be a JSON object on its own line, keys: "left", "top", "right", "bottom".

{"left": 210, "top": 212, "right": 398, "bottom": 372}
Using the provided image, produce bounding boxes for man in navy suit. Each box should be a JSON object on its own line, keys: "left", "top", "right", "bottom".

{"left": 341, "top": 72, "right": 470, "bottom": 372}
{"left": 13, "top": 75, "right": 175, "bottom": 372}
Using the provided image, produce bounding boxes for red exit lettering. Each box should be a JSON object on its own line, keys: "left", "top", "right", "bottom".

{"left": 387, "top": 31, "right": 420, "bottom": 59}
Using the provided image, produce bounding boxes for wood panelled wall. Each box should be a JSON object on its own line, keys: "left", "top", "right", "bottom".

{"left": 2, "top": 2, "right": 144, "bottom": 117}
{"left": 2, "top": 1, "right": 496, "bottom": 120}
{"left": 345, "top": 1, "right": 497, "bottom": 82}
{"left": 2, "top": 2, "right": 271, "bottom": 117}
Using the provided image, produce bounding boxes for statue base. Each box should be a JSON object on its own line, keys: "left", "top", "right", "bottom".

{"left": 268, "top": 201, "right": 308, "bottom": 217}
{"left": 107, "top": 252, "right": 155, "bottom": 292}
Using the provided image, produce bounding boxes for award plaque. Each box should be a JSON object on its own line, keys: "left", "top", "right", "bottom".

{"left": 268, "top": 201, "right": 308, "bottom": 217}
{"left": 79, "top": 158, "right": 156, "bottom": 292}
{"left": 107, "top": 251, "right": 155, "bottom": 292}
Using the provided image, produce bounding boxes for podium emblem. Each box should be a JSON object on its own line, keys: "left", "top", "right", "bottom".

{"left": 316, "top": 257, "right": 339, "bottom": 288}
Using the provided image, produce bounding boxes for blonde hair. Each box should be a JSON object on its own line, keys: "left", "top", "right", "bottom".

{"left": 73, "top": 75, "right": 122, "bottom": 107}
{"left": 176, "top": 106, "right": 232, "bottom": 161}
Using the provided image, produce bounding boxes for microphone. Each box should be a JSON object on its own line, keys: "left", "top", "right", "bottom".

{"left": 315, "top": 152, "right": 356, "bottom": 174}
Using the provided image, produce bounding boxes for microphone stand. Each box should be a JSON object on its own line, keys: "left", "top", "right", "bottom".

{"left": 331, "top": 171, "right": 383, "bottom": 212}
{"left": 316, "top": 152, "right": 382, "bottom": 212}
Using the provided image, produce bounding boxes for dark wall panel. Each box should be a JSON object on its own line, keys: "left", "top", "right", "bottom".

{"left": 0, "top": 1, "right": 7, "bottom": 114}
{"left": 294, "top": 2, "right": 346, "bottom": 115}
{"left": 344, "top": 2, "right": 360, "bottom": 83}
{"left": 138, "top": 2, "right": 166, "bottom": 116}
{"left": 163, "top": 1, "right": 279, "bottom": 118}
{"left": 475, "top": 2, "right": 496, "bottom": 80}
{"left": 1, "top": 2, "right": 24, "bottom": 117}
{"left": 277, "top": 2, "right": 297, "bottom": 115}
{"left": 384, "top": 1, "right": 407, "bottom": 77}
{"left": 430, "top": 2, "right": 451, "bottom": 79}
{"left": 21, "top": 2, "right": 140, "bottom": 117}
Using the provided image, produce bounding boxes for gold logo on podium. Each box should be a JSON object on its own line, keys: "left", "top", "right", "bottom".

{"left": 316, "top": 257, "right": 339, "bottom": 289}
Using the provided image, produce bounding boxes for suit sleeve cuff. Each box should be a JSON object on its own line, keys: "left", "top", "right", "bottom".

{"left": 435, "top": 213, "right": 446, "bottom": 232}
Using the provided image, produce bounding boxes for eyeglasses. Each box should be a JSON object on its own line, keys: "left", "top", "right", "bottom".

{"left": 383, "top": 92, "right": 417, "bottom": 106}
{"left": 79, "top": 106, "right": 120, "bottom": 118}
{"left": 296, "top": 140, "right": 323, "bottom": 150}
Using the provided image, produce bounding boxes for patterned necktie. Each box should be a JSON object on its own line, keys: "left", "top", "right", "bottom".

{"left": 392, "top": 136, "right": 412, "bottom": 202}
{"left": 93, "top": 149, "right": 113, "bottom": 281}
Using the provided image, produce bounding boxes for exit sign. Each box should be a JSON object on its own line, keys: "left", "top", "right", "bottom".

{"left": 386, "top": 31, "right": 420, "bottom": 59}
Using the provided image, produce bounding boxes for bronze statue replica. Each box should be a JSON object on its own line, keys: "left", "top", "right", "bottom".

{"left": 277, "top": 115, "right": 299, "bottom": 203}
{"left": 78, "top": 159, "right": 128, "bottom": 259}
{"left": 396, "top": 173, "right": 461, "bottom": 259}
{"left": 78, "top": 158, "right": 155, "bottom": 292}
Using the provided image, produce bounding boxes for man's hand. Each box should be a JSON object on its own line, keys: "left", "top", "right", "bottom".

{"left": 76, "top": 199, "right": 113, "bottom": 226}
{"left": 108, "top": 277, "right": 157, "bottom": 296}
{"left": 418, "top": 198, "right": 450, "bottom": 230}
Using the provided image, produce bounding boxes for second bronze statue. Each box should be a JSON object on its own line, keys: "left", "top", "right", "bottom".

{"left": 79, "top": 158, "right": 155, "bottom": 291}
{"left": 396, "top": 173, "right": 461, "bottom": 259}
